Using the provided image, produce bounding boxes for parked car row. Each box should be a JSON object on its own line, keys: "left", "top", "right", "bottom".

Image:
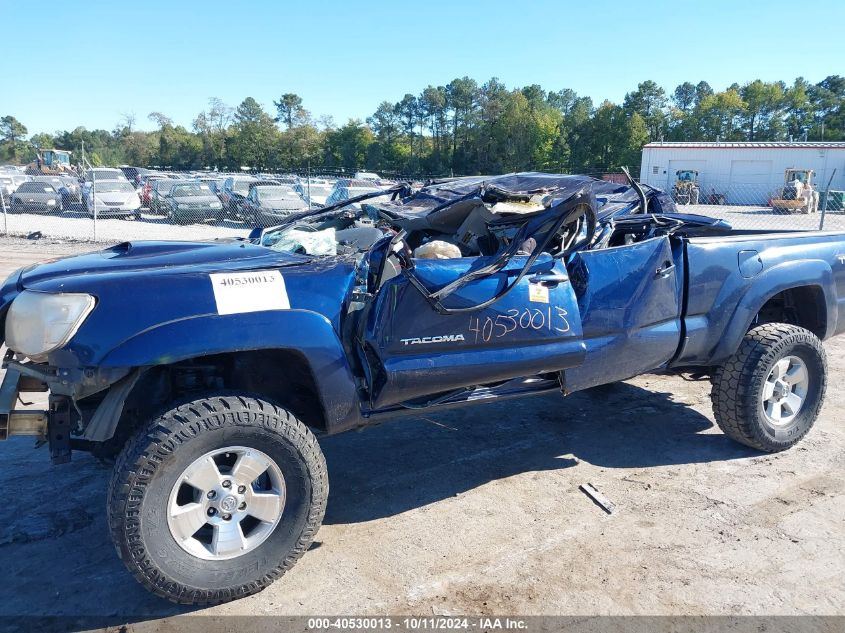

{"left": 0, "top": 163, "right": 395, "bottom": 228}
{"left": 0, "top": 165, "right": 139, "bottom": 217}
{"left": 0, "top": 167, "right": 83, "bottom": 213}
{"left": 134, "top": 168, "right": 393, "bottom": 227}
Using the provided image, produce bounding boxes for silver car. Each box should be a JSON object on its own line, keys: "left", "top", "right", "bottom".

{"left": 84, "top": 167, "right": 129, "bottom": 182}
{"left": 84, "top": 180, "right": 142, "bottom": 219}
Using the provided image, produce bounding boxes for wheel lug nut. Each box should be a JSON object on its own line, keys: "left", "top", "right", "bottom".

{"left": 207, "top": 490, "right": 216, "bottom": 499}
{"left": 237, "top": 485, "right": 246, "bottom": 494}
{"left": 238, "top": 502, "right": 246, "bottom": 510}
{"left": 207, "top": 508, "right": 216, "bottom": 516}
{"left": 222, "top": 480, "right": 232, "bottom": 489}
{"left": 222, "top": 514, "right": 232, "bottom": 521}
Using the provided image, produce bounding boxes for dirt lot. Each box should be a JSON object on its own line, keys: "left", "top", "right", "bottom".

{"left": 0, "top": 237, "right": 843, "bottom": 628}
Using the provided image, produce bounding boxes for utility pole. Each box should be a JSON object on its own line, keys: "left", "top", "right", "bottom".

{"left": 82, "top": 140, "right": 97, "bottom": 241}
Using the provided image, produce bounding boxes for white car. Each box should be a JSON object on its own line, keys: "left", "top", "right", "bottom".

{"left": 354, "top": 171, "right": 380, "bottom": 181}
{"left": 84, "top": 180, "right": 142, "bottom": 219}
{"left": 325, "top": 178, "right": 385, "bottom": 207}
{"left": 85, "top": 167, "right": 129, "bottom": 182}
{"left": 0, "top": 174, "right": 29, "bottom": 199}
{"left": 296, "top": 178, "right": 334, "bottom": 206}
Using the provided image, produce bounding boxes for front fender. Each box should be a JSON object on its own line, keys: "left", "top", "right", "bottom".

{"left": 100, "top": 309, "right": 362, "bottom": 431}
{"left": 711, "top": 259, "right": 836, "bottom": 363}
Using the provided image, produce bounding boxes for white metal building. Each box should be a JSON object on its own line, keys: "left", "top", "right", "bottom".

{"left": 639, "top": 142, "right": 845, "bottom": 205}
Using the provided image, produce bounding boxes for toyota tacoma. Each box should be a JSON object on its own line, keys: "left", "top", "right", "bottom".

{"left": 1, "top": 172, "right": 843, "bottom": 604}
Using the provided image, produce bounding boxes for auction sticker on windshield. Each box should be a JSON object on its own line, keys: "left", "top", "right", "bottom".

{"left": 209, "top": 270, "right": 290, "bottom": 315}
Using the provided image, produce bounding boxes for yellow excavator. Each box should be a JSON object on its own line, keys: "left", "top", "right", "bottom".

{"left": 24, "top": 148, "right": 74, "bottom": 176}
{"left": 770, "top": 168, "right": 819, "bottom": 214}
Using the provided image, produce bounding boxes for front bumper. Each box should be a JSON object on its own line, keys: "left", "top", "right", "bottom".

{"left": 0, "top": 366, "right": 73, "bottom": 464}
{"left": 13, "top": 201, "right": 59, "bottom": 213}
{"left": 0, "top": 368, "right": 48, "bottom": 441}
{"left": 172, "top": 206, "right": 225, "bottom": 222}
{"left": 90, "top": 205, "right": 139, "bottom": 217}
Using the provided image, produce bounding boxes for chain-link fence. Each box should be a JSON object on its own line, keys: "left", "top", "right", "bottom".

{"left": 0, "top": 163, "right": 843, "bottom": 244}
{"left": 655, "top": 168, "right": 845, "bottom": 232}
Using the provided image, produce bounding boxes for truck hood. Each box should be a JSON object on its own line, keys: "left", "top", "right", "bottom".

{"left": 19, "top": 239, "right": 311, "bottom": 290}
{"left": 1, "top": 239, "right": 356, "bottom": 368}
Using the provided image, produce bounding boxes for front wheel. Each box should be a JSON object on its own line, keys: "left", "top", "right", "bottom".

{"left": 710, "top": 323, "right": 827, "bottom": 452}
{"left": 689, "top": 188, "right": 700, "bottom": 205}
{"left": 107, "top": 394, "right": 328, "bottom": 605}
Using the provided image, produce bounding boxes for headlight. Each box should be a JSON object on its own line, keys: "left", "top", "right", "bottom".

{"left": 47, "top": 199, "right": 56, "bottom": 205}
{"left": 5, "top": 291, "right": 96, "bottom": 359}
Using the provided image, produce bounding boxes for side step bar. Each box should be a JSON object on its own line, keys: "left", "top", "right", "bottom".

{"left": 364, "top": 376, "right": 561, "bottom": 423}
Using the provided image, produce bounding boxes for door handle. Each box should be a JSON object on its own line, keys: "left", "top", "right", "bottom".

{"left": 529, "top": 273, "right": 569, "bottom": 287}
{"left": 655, "top": 262, "right": 676, "bottom": 278}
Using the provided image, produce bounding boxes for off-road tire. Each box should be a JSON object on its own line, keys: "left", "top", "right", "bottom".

{"left": 107, "top": 393, "right": 328, "bottom": 605}
{"left": 711, "top": 323, "right": 826, "bottom": 452}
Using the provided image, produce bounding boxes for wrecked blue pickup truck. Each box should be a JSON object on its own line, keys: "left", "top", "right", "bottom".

{"left": 1, "top": 172, "right": 844, "bottom": 604}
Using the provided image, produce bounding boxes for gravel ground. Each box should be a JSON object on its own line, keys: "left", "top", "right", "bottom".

{"left": 684, "top": 204, "right": 845, "bottom": 231}
{"left": 0, "top": 237, "right": 843, "bottom": 629}
{"left": 0, "top": 207, "right": 248, "bottom": 243}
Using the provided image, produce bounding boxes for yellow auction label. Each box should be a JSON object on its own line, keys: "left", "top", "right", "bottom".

{"left": 529, "top": 283, "right": 549, "bottom": 303}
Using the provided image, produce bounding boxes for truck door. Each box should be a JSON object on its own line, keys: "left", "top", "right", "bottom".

{"left": 361, "top": 250, "right": 585, "bottom": 409}
{"left": 561, "top": 235, "right": 683, "bottom": 392}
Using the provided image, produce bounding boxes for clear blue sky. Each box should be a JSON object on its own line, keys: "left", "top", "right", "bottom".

{"left": 1, "top": 0, "right": 843, "bottom": 135}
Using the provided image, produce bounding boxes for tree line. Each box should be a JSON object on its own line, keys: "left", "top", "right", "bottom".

{"left": 1, "top": 75, "right": 843, "bottom": 176}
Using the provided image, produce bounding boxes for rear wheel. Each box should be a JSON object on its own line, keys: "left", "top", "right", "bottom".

{"left": 107, "top": 394, "right": 328, "bottom": 605}
{"left": 711, "top": 323, "right": 826, "bottom": 452}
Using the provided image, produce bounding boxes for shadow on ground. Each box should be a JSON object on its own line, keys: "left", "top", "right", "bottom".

{"left": 322, "top": 381, "right": 757, "bottom": 524}
{"left": 0, "top": 381, "right": 756, "bottom": 621}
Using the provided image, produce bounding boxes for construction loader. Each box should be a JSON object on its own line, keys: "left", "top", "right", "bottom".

{"left": 770, "top": 168, "right": 819, "bottom": 214}
{"left": 24, "top": 148, "right": 74, "bottom": 176}
{"left": 673, "top": 169, "right": 700, "bottom": 205}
